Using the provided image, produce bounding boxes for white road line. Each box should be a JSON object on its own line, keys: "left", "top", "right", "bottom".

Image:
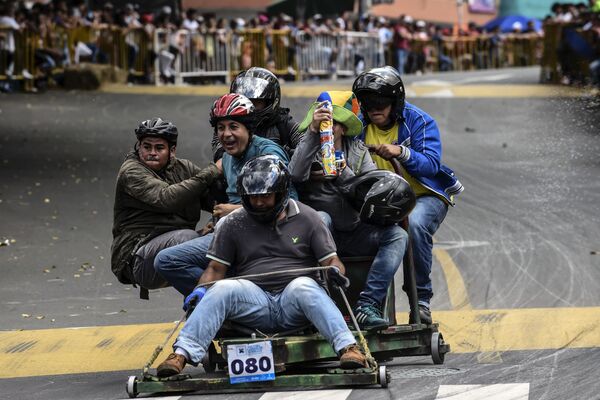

{"left": 456, "top": 73, "right": 514, "bottom": 84}
{"left": 259, "top": 389, "right": 352, "bottom": 400}
{"left": 435, "top": 384, "right": 530, "bottom": 400}
{"left": 421, "top": 89, "right": 455, "bottom": 98}
{"left": 411, "top": 79, "right": 453, "bottom": 87}
{"left": 128, "top": 396, "right": 181, "bottom": 400}
{"left": 434, "top": 240, "right": 491, "bottom": 250}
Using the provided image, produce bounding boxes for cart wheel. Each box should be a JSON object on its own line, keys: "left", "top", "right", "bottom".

{"left": 378, "top": 365, "right": 390, "bottom": 388}
{"left": 431, "top": 332, "right": 445, "bottom": 365}
{"left": 126, "top": 376, "right": 138, "bottom": 398}
{"left": 201, "top": 355, "right": 216, "bottom": 373}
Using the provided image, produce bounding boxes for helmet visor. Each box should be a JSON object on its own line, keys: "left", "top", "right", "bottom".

{"left": 240, "top": 167, "right": 282, "bottom": 195}
{"left": 359, "top": 93, "right": 394, "bottom": 111}
{"left": 233, "top": 77, "right": 271, "bottom": 99}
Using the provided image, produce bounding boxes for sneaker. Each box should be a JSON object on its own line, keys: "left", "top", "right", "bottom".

{"left": 339, "top": 344, "right": 367, "bottom": 369}
{"left": 409, "top": 304, "right": 432, "bottom": 325}
{"left": 157, "top": 353, "right": 186, "bottom": 377}
{"left": 354, "top": 304, "right": 389, "bottom": 331}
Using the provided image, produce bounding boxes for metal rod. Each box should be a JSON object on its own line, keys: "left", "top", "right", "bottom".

{"left": 389, "top": 157, "right": 421, "bottom": 325}
{"left": 192, "top": 266, "right": 335, "bottom": 290}
{"left": 336, "top": 285, "right": 376, "bottom": 369}
{"left": 401, "top": 219, "right": 421, "bottom": 325}
{"left": 142, "top": 309, "right": 189, "bottom": 375}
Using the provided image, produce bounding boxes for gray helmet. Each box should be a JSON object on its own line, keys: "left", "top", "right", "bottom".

{"left": 135, "top": 117, "right": 178, "bottom": 146}
{"left": 237, "top": 155, "right": 290, "bottom": 224}
{"left": 230, "top": 67, "right": 280, "bottom": 124}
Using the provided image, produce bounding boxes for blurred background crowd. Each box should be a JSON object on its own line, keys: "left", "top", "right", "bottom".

{"left": 1, "top": 0, "right": 599, "bottom": 91}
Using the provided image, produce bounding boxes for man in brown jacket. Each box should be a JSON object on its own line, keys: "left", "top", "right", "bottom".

{"left": 111, "top": 117, "right": 221, "bottom": 299}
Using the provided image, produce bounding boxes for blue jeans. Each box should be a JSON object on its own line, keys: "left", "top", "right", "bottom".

{"left": 174, "top": 277, "right": 356, "bottom": 364}
{"left": 396, "top": 48, "right": 408, "bottom": 74}
{"left": 154, "top": 233, "right": 214, "bottom": 296}
{"left": 408, "top": 196, "right": 448, "bottom": 304}
{"left": 320, "top": 213, "right": 408, "bottom": 307}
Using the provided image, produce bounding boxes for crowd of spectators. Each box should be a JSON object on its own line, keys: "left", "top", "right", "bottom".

{"left": 2, "top": 0, "right": 599, "bottom": 90}
{"left": 545, "top": 1, "right": 600, "bottom": 85}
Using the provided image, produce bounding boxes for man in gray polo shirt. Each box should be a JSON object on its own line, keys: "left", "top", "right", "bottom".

{"left": 156, "top": 155, "right": 366, "bottom": 377}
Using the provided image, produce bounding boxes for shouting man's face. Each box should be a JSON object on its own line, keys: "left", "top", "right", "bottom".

{"left": 217, "top": 119, "right": 250, "bottom": 157}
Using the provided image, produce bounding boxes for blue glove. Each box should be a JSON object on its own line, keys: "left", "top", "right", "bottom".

{"left": 183, "top": 287, "right": 207, "bottom": 312}
{"left": 328, "top": 266, "right": 350, "bottom": 290}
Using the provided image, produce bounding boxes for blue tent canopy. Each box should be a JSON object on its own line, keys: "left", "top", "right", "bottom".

{"left": 482, "top": 15, "right": 542, "bottom": 33}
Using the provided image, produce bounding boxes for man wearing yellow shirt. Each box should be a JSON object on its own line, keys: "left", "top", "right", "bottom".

{"left": 353, "top": 66, "right": 464, "bottom": 324}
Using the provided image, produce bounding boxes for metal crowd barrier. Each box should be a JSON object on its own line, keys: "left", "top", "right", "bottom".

{"left": 336, "top": 31, "right": 381, "bottom": 77}
{"left": 2, "top": 26, "right": 553, "bottom": 90}
{"left": 35, "top": 25, "right": 151, "bottom": 75}
{"left": 296, "top": 31, "right": 338, "bottom": 77}
{"left": 540, "top": 23, "right": 562, "bottom": 83}
{"left": 154, "top": 28, "right": 230, "bottom": 85}
{"left": 0, "top": 27, "right": 36, "bottom": 91}
{"left": 417, "top": 34, "right": 542, "bottom": 73}
{"left": 540, "top": 22, "right": 595, "bottom": 84}
{"left": 268, "top": 29, "right": 297, "bottom": 77}
{"left": 231, "top": 28, "right": 265, "bottom": 73}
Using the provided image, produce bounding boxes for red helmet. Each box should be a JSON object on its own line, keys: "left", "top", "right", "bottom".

{"left": 209, "top": 93, "right": 255, "bottom": 127}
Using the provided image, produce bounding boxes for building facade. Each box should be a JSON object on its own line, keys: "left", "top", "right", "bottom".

{"left": 371, "top": 0, "right": 498, "bottom": 26}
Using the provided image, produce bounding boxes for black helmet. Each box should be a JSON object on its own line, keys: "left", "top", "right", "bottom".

{"left": 135, "top": 117, "right": 178, "bottom": 146}
{"left": 237, "top": 155, "right": 290, "bottom": 224}
{"left": 341, "top": 170, "right": 415, "bottom": 226}
{"left": 230, "top": 67, "right": 280, "bottom": 124}
{"left": 352, "top": 66, "right": 405, "bottom": 123}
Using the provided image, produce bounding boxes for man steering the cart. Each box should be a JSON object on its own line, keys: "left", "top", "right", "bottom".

{"left": 156, "top": 155, "right": 367, "bottom": 377}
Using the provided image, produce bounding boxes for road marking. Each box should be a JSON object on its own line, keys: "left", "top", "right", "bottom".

{"left": 435, "top": 383, "right": 529, "bottom": 399}
{"left": 456, "top": 73, "right": 515, "bottom": 84}
{"left": 126, "top": 397, "right": 181, "bottom": 400}
{"left": 434, "top": 241, "right": 490, "bottom": 251}
{"left": 436, "top": 307, "right": 600, "bottom": 354}
{"left": 124, "top": 397, "right": 180, "bottom": 400}
{"left": 1, "top": 307, "right": 599, "bottom": 379}
{"left": 433, "top": 247, "right": 472, "bottom": 310}
{"left": 411, "top": 79, "right": 453, "bottom": 87}
{"left": 99, "top": 83, "right": 592, "bottom": 98}
{"left": 421, "top": 89, "right": 455, "bottom": 97}
{"left": 260, "top": 389, "right": 351, "bottom": 400}
{"left": 476, "top": 351, "right": 504, "bottom": 364}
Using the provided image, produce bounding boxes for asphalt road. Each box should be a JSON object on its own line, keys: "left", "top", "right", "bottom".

{"left": 1, "top": 67, "right": 599, "bottom": 399}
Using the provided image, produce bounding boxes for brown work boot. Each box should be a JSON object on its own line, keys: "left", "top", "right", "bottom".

{"left": 339, "top": 344, "right": 367, "bottom": 369}
{"left": 157, "top": 353, "right": 186, "bottom": 377}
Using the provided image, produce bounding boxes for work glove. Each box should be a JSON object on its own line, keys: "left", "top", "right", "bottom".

{"left": 183, "top": 286, "right": 207, "bottom": 312}
{"left": 328, "top": 266, "right": 350, "bottom": 290}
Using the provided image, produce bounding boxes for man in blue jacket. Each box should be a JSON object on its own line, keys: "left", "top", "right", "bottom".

{"left": 353, "top": 66, "right": 464, "bottom": 324}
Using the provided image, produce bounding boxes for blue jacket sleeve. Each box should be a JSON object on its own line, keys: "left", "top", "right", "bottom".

{"left": 401, "top": 107, "right": 442, "bottom": 178}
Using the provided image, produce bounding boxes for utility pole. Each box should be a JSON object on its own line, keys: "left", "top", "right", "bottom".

{"left": 360, "top": 0, "right": 372, "bottom": 17}
{"left": 456, "top": 0, "right": 464, "bottom": 31}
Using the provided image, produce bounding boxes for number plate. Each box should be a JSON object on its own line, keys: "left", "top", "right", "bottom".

{"left": 226, "top": 341, "right": 275, "bottom": 384}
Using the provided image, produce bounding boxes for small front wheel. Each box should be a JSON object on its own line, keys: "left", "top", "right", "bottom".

{"left": 126, "top": 376, "right": 138, "bottom": 398}
{"left": 378, "top": 365, "right": 390, "bottom": 388}
{"left": 431, "top": 332, "right": 445, "bottom": 365}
